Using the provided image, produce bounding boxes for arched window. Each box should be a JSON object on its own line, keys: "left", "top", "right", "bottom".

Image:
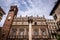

{"left": 41, "top": 28, "right": 46, "bottom": 35}
{"left": 42, "top": 31, "right": 46, "bottom": 35}
{"left": 34, "top": 29, "right": 39, "bottom": 35}
{"left": 11, "top": 28, "right": 17, "bottom": 35}
{"left": 19, "top": 29, "right": 24, "bottom": 35}
{"left": 53, "top": 14, "right": 57, "bottom": 20}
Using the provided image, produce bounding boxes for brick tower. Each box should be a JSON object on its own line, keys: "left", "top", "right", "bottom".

{"left": 2, "top": 5, "right": 18, "bottom": 40}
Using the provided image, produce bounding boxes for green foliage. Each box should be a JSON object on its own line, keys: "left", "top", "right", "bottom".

{"left": 57, "top": 34, "right": 60, "bottom": 40}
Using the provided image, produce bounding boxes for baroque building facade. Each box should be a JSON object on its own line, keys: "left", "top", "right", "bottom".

{"left": 8, "top": 16, "right": 57, "bottom": 40}
{"left": 0, "top": 5, "right": 57, "bottom": 40}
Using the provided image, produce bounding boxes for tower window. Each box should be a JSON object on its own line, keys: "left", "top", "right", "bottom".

{"left": 8, "top": 16, "right": 11, "bottom": 21}
{"left": 9, "top": 8, "right": 14, "bottom": 11}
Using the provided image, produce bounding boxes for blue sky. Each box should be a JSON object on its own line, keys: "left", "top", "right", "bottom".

{"left": 0, "top": 0, "right": 57, "bottom": 27}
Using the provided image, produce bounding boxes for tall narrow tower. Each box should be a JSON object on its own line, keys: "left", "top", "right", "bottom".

{"left": 2, "top": 6, "right": 18, "bottom": 40}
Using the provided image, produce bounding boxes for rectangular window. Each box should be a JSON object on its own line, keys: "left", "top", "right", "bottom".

{"left": 53, "top": 14, "right": 57, "bottom": 20}
{"left": 12, "top": 22, "right": 16, "bottom": 25}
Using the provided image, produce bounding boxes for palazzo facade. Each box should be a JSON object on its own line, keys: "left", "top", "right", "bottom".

{"left": 0, "top": 5, "right": 57, "bottom": 40}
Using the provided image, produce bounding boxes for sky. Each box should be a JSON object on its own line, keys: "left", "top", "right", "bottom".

{"left": 0, "top": 0, "right": 57, "bottom": 27}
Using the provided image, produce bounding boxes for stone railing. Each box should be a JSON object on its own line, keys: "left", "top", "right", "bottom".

{"left": 8, "top": 35, "right": 49, "bottom": 39}
{"left": 8, "top": 35, "right": 28, "bottom": 38}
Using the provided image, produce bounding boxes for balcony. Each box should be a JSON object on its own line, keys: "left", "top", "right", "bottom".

{"left": 32, "top": 35, "right": 42, "bottom": 38}
{"left": 51, "top": 30, "right": 57, "bottom": 35}
{"left": 32, "top": 35, "right": 49, "bottom": 38}
{"left": 56, "top": 26, "right": 60, "bottom": 32}
{"left": 56, "top": 22, "right": 60, "bottom": 32}
{"left": 51, "top": 32, "right": 57, "bottom": 39}
{"left": 8, "top": 35, "right": 49, "bottom": 39}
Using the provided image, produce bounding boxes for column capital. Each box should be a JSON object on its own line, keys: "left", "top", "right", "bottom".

{"left": 28, "top": 17, "right": 33, "bottom": 23}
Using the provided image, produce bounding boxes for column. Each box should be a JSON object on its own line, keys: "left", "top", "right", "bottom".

{"left": 28, "top": 17, "right": 33, "bottom": 40}
{"left": 46, "top": 28, "right": 49, "bottom": 35}
{"left": 39, "top": 28, "right": 41, "bottom": 35}
{"left": 29, "top": 23, "right": 32, "bottom": 40}
{"left": 46, "top": 28, "right": 49, "bottom": 38}
{"left": 24, "top": 28, "right": 26, "bottom": 35}
{"left": 16, "top": 28, "right": 19, "bottom": 38}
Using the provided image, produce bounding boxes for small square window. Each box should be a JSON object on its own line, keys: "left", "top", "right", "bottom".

{"left": 34, "top": 22, "right": 37, "bottom": 25}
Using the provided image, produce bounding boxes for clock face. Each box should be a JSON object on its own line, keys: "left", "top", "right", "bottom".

{"left": 8, "top": 16, "right": 11, "bottom": 19}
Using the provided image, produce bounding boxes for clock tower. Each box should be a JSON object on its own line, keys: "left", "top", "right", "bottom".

{"left": 2, "top": 5, "right": 18, "bottom": 40}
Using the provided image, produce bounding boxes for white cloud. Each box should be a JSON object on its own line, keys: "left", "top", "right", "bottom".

{"left": 17, "top": 0, "right": 56, "bottom": 18}
{"left": 0, "top": 0, "right": 57, "bottom": 27}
